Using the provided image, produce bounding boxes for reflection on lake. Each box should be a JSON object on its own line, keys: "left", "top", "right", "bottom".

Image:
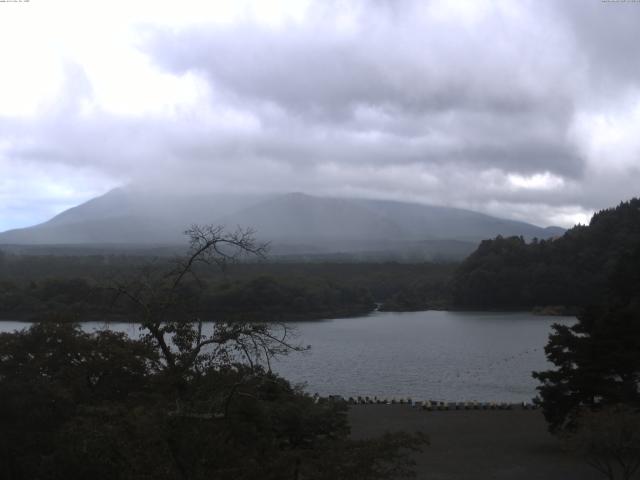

{"left": 0, "top": 310, "right": 573, "bottom": 402}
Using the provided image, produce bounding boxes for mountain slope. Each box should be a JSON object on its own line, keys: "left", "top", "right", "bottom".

{"left": 0, "top": 189, "right": 564, "bottom": 259}
{"left": 0, "top": 189, "right": 268, "bottom": 245}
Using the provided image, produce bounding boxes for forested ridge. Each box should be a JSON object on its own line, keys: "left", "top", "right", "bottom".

{"left": 452, "top": 198, "right": 640, "bottom": 310}
{"left": 0, "top": 254, "right": 454, "bottom": 321}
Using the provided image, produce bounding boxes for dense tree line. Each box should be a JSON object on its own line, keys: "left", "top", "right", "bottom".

{"left": 0, "top": 254, "right": 454, "bottom": 320}
{"left": 452, "top": 198, "right": 640, "bottom": 310}
{"left": 0, "top": 275, "right": 375, "bottom": 322}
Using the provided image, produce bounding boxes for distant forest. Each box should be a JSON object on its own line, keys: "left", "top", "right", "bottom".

{"left": 0, "top": 255, "right": 455, "bottom": 321}
{"left": 452, "top": 198, "right": 640, "bottom": 311}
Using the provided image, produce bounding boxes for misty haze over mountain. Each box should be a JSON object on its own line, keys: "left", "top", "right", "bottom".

{"left": 0, "top": 188, "right": 564, "bottom": 260}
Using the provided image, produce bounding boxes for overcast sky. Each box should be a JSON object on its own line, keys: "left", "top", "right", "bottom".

{"left": 1, "top": 0, "right": 639, "bottom": 231}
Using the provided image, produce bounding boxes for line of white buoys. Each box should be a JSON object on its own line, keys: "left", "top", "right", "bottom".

{"left": 341, "top": 397, "right": 537, "bottom": 410}
{"left": 330, "top": 395, "right": 537, "bottom": 410}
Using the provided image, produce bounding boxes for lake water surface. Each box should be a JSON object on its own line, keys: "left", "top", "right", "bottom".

{"left": 0, "top": 310, "right": 573, "bottom": 403}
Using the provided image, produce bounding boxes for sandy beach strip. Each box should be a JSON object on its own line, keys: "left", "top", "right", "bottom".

{"left": 348, "top": 405, "right": 601, "bottom": 480}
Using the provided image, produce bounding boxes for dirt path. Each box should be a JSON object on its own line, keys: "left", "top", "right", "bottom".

{"left": 348, "top": 405, "right": 603, "bottom": 480}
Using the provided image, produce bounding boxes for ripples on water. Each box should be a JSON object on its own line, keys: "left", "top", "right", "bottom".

{"left": 273, "top": 311, "right": 574, "bottom": 402}
{"left": 0, "top": 311, "right": 574, "bottom": 402}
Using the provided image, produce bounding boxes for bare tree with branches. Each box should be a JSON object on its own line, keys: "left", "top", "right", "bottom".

{"left": 111, "top": 225, "right": 305, "bottom": 380}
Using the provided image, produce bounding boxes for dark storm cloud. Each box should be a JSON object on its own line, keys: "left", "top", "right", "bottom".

{"left": 136, "top": 0, "right": 591, "bottom": 205}
{"left": 147, "top": 15, "right": 577, "bottom": 122}
{"left": 142, "top": 5, "right": 582, "bottom": 176}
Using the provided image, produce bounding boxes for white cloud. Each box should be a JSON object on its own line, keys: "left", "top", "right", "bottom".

{"left": 572, "top": 94, "right": 640, "bottom": 174}
{"left": 507, "top": 172, "right": 565, "bottom": 191}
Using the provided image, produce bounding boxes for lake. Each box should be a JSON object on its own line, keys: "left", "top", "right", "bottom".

{"left": 0, "top": 310, "right": 573, "bottom": 403}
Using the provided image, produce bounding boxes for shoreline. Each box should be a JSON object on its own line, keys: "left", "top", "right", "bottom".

{"left": 0, "top": 305, "right": 578, "bottom": 323}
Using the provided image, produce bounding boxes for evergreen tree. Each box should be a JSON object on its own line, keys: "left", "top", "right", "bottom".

{"left": 533, "top": 245, "right": 640, "bottom": 433}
